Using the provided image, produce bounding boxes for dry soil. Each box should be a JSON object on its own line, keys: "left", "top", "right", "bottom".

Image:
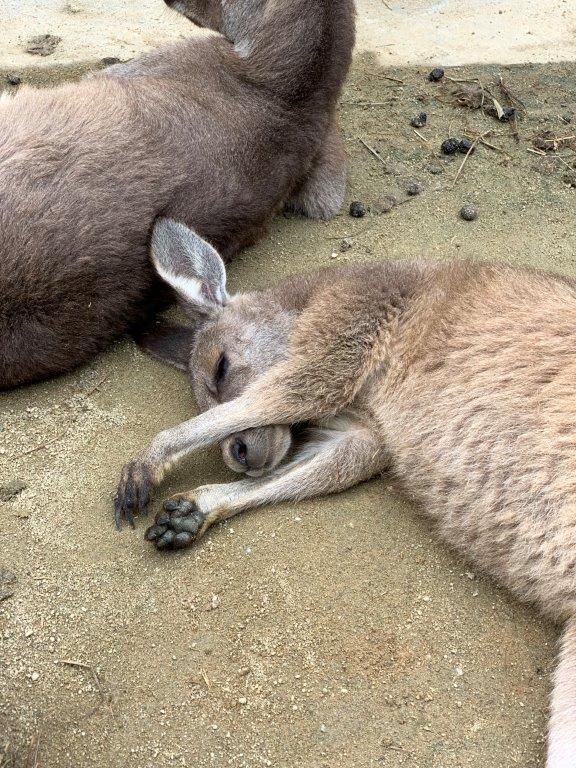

{"left": 1, "top": 43, "right": 576, "bottom": 768}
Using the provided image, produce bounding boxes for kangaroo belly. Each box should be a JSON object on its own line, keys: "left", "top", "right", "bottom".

{"left": 374, "top": 270, "right": 576, "bottom": 620}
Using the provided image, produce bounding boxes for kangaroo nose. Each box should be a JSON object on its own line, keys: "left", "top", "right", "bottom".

{"left": 231, "top": 438, "right": 248, "bottom": 467}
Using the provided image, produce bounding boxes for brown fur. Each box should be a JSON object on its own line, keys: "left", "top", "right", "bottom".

{"left": 116, "top": 223, "right": 576, "bottom": 766}
{"left": 0, "top": 0, "right": 355, "bottom": 388}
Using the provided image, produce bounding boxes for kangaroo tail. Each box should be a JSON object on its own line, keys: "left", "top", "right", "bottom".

{"left": 547, "top": 617, "right": 576, "bottom": 768}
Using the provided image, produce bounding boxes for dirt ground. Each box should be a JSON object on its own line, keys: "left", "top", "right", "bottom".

{"left": 1, "top": 51, "right": 576, "bottom": 768}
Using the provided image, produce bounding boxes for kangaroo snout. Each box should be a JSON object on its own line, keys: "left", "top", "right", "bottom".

{"left": 221, "top": 426, "right": 292, "bottom": 476}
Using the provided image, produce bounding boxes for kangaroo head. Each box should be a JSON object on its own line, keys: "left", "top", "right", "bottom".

{"left": 141, "top": 218, "right": 294, "bottom": 476}
{"left": 164, "top": 0, "right": 267, "bottom": 53}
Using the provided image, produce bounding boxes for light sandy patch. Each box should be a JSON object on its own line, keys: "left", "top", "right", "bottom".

{"left": 1, "top": 0, "right": 576, "bottom": 70}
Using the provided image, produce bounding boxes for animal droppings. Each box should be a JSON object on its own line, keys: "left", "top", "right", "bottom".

{"left": 500, "top": 107, "right": 516, "bottom": 122}
{"left": 410, "top": 112, "right": 427, "bottom": 128}
{"left": 6, "top": 74, "right": 21, "bottom": 86}
{"left": 349, "top": 201, "right": 366, "bottom": 218}
{"left": 428, "top": 67, "right": 445, "bottom": 82}
{"left": 441, "top": 138, "right": 460, "bottom": 155}
{"left": 458, "top": 138, "right": 475, "bottom": 154}
{"left": 460, "top": 204, "right": 478, "bottom": 221}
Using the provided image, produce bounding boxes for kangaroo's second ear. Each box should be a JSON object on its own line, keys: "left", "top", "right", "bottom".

{"left": 151, "top": 218, "right": 229, "bottom": 315}
{"left": 134, "top": 320, "right": 195, "bottom": 371}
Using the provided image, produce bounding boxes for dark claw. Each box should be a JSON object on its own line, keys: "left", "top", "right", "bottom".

{"left": 114, "top": 460, "right": 154, "bottom": 530}
{"left": 114, "top": 495, "right": 123, "bottom": 531}
{"left": 125, "top": 508, "right": 135, "bottom": 530}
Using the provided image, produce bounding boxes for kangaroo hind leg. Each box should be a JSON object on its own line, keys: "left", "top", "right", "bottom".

{"left": 285, "top": 123, "right": 347, "bottom": 220}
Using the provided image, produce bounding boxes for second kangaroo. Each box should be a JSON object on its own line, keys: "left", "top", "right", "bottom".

{"left": 117, "top": 219, "right": 576, "bottom": 768}
{"left": 0, "top": 0, "right": 354, "bottom": 388}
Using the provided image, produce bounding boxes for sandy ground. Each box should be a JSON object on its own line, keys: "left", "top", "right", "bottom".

{"left": 2, "top": 0, "right": 576, "bottom": 70}
{"left": 1, "top": 7, "right": 576, "bottom": 768}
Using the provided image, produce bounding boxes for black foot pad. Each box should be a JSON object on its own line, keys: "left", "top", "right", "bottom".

{"left": 144, "top": 498, "right": 205, "bottom": 551}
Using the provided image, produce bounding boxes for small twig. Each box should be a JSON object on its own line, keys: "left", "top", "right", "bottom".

{"left": 462, "top": 130, "right": 512, "bottom": 159}
{"left": 381, "top": 0, "right": 393, "bottom": 9}
{"left": 453, "top": 131, "right": 489, "bottom": 185}
{"left": 82, "top": 376, "right": 108, "bottom": 398}
{"left": 527, "top": 147, "right": 547, "bottom": 156}
{"left": 341, "top": 100, "right": 391, "bottom": 107}
{"left": 382, "top": 75, "right": 404, "bottom": 84}
{"left": 498, "top": 75, "right": 526, "bottom": 111}
{"left": 25, "top": 728, "right": 41, "bottom": 768}
{"left": 58, "top": 659, "right": 92, "bottom": 669}
{"left": 201, "top": 669, "right": 211, "bottom": 690}
{"left": 57, "top": 660, "right": 114, "bottom": 712}
{"left": 445, "top": 76, "right": 481, "bottom": 84}
{"left": 358, "top": 137, "right": 387, "bottom": 166}
{"left": 412, "top": 128, "right": 429, "bottom": 145}
{"left": 18, "top": 427, "right": 72, "bottom": 457}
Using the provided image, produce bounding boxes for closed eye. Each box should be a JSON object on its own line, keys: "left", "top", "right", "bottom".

{"left": 214, "top": 353, "right": 229, "bottom": 390}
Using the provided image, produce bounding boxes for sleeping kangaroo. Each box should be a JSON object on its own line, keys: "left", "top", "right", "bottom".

{"left": 116, "top": 219, "right": 576, "bottom": 767}
{"left": 0, "top": 0, "right": 354, "bottom": 388}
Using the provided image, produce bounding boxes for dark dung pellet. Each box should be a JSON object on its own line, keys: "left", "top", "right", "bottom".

{"left": 410, "top": 112, "right": 427, "bottom": 128}
{"left": 428, "top": 67, "right": 445, "bottom": 82}
{"left": 349, "top": 201, "right": 366, "bottom": 218}
{"left": 441, "top": 138, "right": 460, "bottom": 155}
{"left": 460, "top": 204, "right": 478, "bottom": 221}
{"left": 6, "top": 74, "right": 21, "bottom": 86}
{"left": 101, "top": 57, "right": 121, "bottom": 66}
{"left": 500, "top": 107, "right": 516, "bottom": 122}
{"left": 458, "top": 138, "right": 475, "bottom": 154}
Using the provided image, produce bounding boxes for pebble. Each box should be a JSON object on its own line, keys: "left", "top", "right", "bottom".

{"left": 25, "top": 34, "right": 62, "bottom": 57}
{"left": 410, "top": 111, "right": 427, "bottom": 128}
{"left": 349, "top": 201, "right": 366, "bottom": 218}
{"left": 31, "top": 672, "right": 40, "bottom": 681}
{"left": 406, "top": 181, "right": 424, "bottom": 196}
{"left": 426, "top": 163, "right": 444, "bottom": 175}
{"left": 340, "top": 237, "right": 354, "bottom": 252}
{"left": 0, "top": 480, "right": 27, "bottom": 502}
{"left": 563, "top": 171, "right": 576, "bottom": 188}
{"left": 320, "top": 724, "right": 328, "bottom": 733}
{"left": 6, "top": 74, "right": 21, "bottom": 86}
{"left": 238, "top": 697, "right": 247, "bottom": 705}
{"left": 210, "top": 594, "right": 221, "bottom": 610}
{"left": 460, "top": 204, "right": 478, "bottom": 221}
{"left": 441, "top": 138, "right": 460, "bottom": 155}
{"left": 428, "top": 67, "right": 445, "bottom": 82}
{"left": 372, "top": 195, "right": 397, "bottom": 214}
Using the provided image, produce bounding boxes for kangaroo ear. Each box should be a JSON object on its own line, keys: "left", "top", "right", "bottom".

{"left": 135, "top": 320, "right": 195, "bottom": 371}
{"left": 151, "top": 218, "right": 229, "bottom": 315}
